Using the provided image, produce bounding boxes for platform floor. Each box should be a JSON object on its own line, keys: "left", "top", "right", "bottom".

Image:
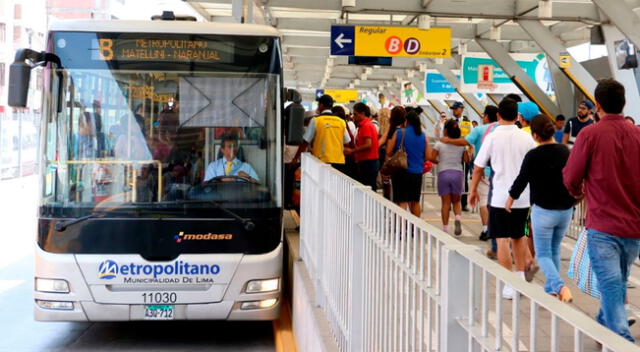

{"left": 418, "top": 192, "right": 640, "bottom": 349}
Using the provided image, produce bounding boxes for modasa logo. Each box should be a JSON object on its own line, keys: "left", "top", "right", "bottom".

{"left": 174, "top": 231, "right": 233, "bottom": 243}
{"left": 98, "top": 260, "right": 119, "bottom": 279}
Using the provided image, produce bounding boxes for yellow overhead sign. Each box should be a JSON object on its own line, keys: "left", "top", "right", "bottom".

{"left": 324, "top": 89, "right": 358, "bottom": 103}
{"left": 354, "top": 26, "right": 451, "bottom": 58}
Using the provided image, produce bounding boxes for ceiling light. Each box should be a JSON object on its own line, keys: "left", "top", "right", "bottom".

{"left": 490, "top": 23, "right": 501, "bottom": 40}
{"left": 342, "top": 0, "right": 356, "bottom": 8}
{"left": 458, "top": 42, "right": 467, "bottom": 55}
{"left": 418, "top": 15, "right": 431, "bottom": 30}
{"left": 538, "top": 0, "right": 552, "bottom": 18}
{"left": 365, "top": 67, "right": 373, "bottom": 75}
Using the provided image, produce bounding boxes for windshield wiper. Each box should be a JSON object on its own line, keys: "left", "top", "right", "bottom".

{"left": 181, "top": 200, "right": 255, "bottom": 231}
{"left": 55, "top": 213, "right": 103, "bottom": 232}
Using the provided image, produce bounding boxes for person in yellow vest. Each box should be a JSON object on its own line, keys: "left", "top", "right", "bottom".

{"left": 204, "top": 134, "right": 259, "bottom": 183}
{"left": 294, "top": 94, "right": 352, "bottom": 173}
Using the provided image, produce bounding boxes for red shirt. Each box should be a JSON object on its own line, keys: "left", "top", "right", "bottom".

{"left": 354, "top": 118, "right": 379, "bottom": 162}
{"left": 563, "top": 114, "right": 640, "bottom": 238}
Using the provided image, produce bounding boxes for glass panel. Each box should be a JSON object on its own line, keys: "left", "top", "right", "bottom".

{"left": 43, "top": 68, "right": 280, "bottom": 214}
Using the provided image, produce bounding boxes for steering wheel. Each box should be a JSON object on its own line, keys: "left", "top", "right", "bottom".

{"left": 206, "top": 175, "right": 252, "bottom": 183}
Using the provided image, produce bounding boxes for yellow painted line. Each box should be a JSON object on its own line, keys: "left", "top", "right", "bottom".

{"left": 273, "top": 298, "right": 298, "bottom": 352}
{"left": 455, "top": 89, "right": 483, "bottom": 117}
{"left": 511, "top": 75, "right": 554, "bottom": 120}
{"left": 560, "top": 68, "right": 596, "bottom": 104}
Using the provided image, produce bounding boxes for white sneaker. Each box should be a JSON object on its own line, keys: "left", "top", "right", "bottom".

{"left": 502, "top": 284, "right": 514, "bottom": 300}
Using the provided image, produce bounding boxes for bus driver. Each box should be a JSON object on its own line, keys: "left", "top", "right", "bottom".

{"left": 204, "top": 134, "right": 259, "bottom": 183}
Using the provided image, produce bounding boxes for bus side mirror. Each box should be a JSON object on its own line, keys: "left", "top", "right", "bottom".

{"left": 286, "top": 102, "right": 305, "bottom": 145}
{"left": 8, "top": 61, "right": 31, "bottom": 107}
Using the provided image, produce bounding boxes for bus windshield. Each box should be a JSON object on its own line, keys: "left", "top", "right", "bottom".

{"left": 41, "top": 33, "right": 281, "bottom": 216}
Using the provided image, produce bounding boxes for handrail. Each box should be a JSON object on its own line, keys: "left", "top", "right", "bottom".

{"left": 299, "top": 152, "right": 640, "bottom": 352}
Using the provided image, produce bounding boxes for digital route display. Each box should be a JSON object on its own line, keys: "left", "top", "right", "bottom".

{"left": 93, "top": 38, "right": 234, "bottom": 63}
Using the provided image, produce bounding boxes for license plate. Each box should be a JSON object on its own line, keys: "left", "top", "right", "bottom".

{"left": 144, "top": 305, "right": 174, "bottom": 320}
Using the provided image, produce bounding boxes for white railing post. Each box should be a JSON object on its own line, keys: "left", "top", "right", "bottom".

{"left": 314, "top": 157, "right": 326, "bottom": 309}
{"left": 349, "top": 186, "right": 367, "bottom": 351}
{"left": 440, "top": 245, "right": 471, "bottom": 351}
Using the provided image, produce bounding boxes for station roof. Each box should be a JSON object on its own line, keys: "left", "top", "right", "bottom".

{"left": 185, "top": 0, "right": 640, "bottom": 98}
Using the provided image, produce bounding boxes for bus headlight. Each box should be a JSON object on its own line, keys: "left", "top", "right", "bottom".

{"left": 36, "top": 300, "right": 74, "bottom": 310}
{"left": 245, "top": 278, "right": 279, "bottom": 293}
{"left": 240, "top": 298, "right": 278, "bottom": 310}
{"left": 35, "top": 278, "right": 70, "bottom": 293}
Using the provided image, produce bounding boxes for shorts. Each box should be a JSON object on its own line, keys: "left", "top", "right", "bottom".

{"left": 391, "top": 170, "right": 423, "bottom": 203}
{"left": 478, "top": 177, "right": 490, "bottom": 206}
{"left": 489, "top": 206, "right": 529, "bottom": 239}
{"left": 437, "top": 169, "right": 463, "bottom": 196}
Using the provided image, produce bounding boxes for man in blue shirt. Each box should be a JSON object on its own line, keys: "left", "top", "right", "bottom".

{"left": 204, "top": 134, "right": 259, "bottom": 183}
{"left": 441, "top": 105, "right": 498, "bottom": 247}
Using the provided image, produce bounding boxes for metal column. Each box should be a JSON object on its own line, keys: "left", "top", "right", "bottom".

{"left": 547, "top": 54, "right": 576, "bottom": 118}
{"left": 475, "top": 38, "right": 560, "bottom": 118}
{"left": 592, "top": 0, "right": 640, "bottom": 50}
{"left": 518, "top": 19, "right": 597, "bottom": 106}
{"left": 433, "top": 63, "right": 484, "bottom": 120}
{"left": 601, "top": 24, "right": 640, "bottom": 120}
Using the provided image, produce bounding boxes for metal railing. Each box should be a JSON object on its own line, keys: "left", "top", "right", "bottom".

{"left": 299, "top": 153, "right": 639, "bottom": 352}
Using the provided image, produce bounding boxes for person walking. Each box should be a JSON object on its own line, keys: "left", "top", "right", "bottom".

{"left": 505, "top": 115, "right": 576, "bottom": 302}
{"left": 386, "top": 111, "right": 431, "bottom": 217}
{"left": 347, "top": 102, "right": 379, "bottom": 190}
{"left": 441, "top": 105, "right": 498, "bottom": 242}
{"left": 432, "top": 119, "right": 470, "bottom": 235}
{"left": 469, "top": 98, "right": 536, "bottom": 299}
{"left": 293, "top": 95, "right": 351, "bottom": 172}
{"left": 563, "top": 78, "right": 640, "bottom": 342}
{"left": 379, "top": 106, "right": 407, "bottom": 200}
{"left": 562, "top": 100, "right": 594, "bottom": 149}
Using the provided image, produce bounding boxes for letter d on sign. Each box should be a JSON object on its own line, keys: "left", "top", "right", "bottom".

{"left": 404, "top": 38, "right": 421, "bottom": 55}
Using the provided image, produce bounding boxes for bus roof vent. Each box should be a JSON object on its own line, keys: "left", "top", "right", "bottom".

{"left": 151, "top": 11, "right": 197, "bottom": 21}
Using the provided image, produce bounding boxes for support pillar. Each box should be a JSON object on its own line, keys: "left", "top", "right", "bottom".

{"left": 518, "top": 19, "right": 596, "bottom": 106}
{"left": 592, "top": 0, "right": 640, "bottom": 50}
{"left": 433, "top": 63, "right": 484, "bottom": 120}
{"left": 547, "top": 55, "right": 576, "bottom": 118}
{"left": 475, "top": 38, "right": 560, "bottom": 118}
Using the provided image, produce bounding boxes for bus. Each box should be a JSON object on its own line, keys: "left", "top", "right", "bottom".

{"left": 9, "top": 13, "right": 304, "bottom": 321}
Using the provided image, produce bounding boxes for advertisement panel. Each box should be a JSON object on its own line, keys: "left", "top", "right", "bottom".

{"left": 461, "top": 53, "right": 553, "bottom": 94}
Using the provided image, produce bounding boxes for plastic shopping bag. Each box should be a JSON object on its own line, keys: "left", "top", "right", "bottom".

{"left": 567, "top": 229, "right": 600, "bottom": 299}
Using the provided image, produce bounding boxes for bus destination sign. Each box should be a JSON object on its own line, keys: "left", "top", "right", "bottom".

{"left": 92, "top": 38, "right": 234, "bottom": 63}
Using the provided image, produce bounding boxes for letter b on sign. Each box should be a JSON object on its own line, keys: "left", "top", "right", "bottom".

{"left": 404, "top": 38, "right": 421, "bottom": 55}
{"left": 385, "top": 36, "right": 403, "bottom": 55}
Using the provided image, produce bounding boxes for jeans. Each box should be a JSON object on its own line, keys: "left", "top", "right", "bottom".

{"left": 587, "top": 229, "right": 640, "bottom": 342}
{"left": 530, "top": 205, "right": 573, "bottom": 294}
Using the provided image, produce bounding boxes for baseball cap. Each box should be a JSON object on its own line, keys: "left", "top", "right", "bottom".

{"left": 517, "top": 101, "right": 540, "bottom": 122}
{"left": 451, "top": 101, "right": 464, "bottom": 109}
{"left": 579, "top": 100, "right": 594, "bottom": 110}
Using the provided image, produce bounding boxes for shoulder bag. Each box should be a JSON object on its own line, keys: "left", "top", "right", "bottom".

{"left": 380, "top": 128, "right": 408, "bottom": 175}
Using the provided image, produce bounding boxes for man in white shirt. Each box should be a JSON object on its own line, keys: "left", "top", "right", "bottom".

{"left": 469, "top": 98, "right": 536, "bottom": 299}
{"left": 204, "top": 134, "right": 259, "bottom": 183}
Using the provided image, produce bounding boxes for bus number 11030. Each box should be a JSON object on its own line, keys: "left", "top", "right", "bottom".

{"left": 142, "top": 292, "right": 177, "bottom": 304}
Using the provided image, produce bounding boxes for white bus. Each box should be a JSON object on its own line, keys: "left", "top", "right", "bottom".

{"left": 9, "top": 13, "right": 304, "bottom": 321}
